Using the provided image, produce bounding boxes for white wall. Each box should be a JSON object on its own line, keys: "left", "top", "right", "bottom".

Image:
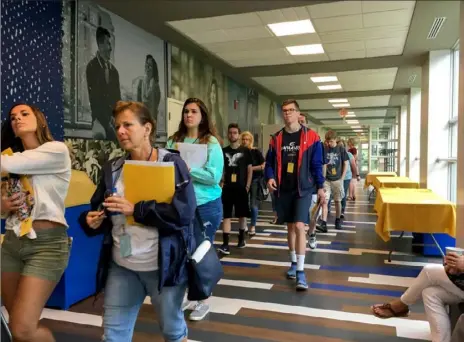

{"left": 408, "top": 88, "right": 421, "bottom": 182}
{"left": 420, "top": 50, "right": 452, "bottom": 197}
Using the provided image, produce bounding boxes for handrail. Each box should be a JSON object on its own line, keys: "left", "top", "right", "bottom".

{"left": 435, "top": 157, "right": 457, "bottom": 163}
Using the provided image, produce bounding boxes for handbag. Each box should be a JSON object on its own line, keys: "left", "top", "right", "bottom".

{"left": 182, "top": 209, "right": 224, "bottom": 301}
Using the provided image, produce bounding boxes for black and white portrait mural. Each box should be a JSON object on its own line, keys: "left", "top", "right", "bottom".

{"left": 64, "top": 2, "right": 167, "bottom": 142}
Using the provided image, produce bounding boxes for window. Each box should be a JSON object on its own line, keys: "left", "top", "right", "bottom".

{"left": 449, "top": 41, "right": 459, "bottom": 202}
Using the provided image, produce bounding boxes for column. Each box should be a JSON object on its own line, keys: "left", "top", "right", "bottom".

{"left": 408, "top": 87, "right": 421, "bottom": 182}
{"left": 420, "top": 50, "right": 452, "bottom": 198}
{"left": 399, "top": 106, "right": 408, "bottom": 176}
{"left": 456, "top": 1, "right": 464, "bottom": 247}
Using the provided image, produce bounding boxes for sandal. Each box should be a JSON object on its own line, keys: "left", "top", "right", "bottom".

{"left": 371, "top": 303, "right": 409, "bottom": 319}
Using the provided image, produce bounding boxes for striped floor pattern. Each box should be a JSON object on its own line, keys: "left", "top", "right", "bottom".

{"left": 6, "top": 185, "right": 441, "bottom": 341}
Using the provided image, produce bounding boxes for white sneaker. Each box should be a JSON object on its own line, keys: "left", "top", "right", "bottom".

{"left": 189, "top": 302, "right": 210, "bottom": 321}
{"left": 308, "top": 233, "right": 317, "bottom": 250}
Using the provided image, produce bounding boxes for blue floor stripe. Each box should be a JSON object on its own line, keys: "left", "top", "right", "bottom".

{"left": 309, "top": 282, "right": 404, "bottom": 297}
{"left": 221, "top": 261, "right": 260, "bottom": 268}
{"left": 320, "top": 265, "right": 422, "bottom": 277}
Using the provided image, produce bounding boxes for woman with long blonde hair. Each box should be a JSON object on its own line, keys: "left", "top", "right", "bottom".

{"left": 240, "top": 131, "right": 265, "bottom": 236}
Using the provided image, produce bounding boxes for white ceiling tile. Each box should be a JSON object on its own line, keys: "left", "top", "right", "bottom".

{"left": 213, "top": 12, "right": 263, "bottom": 29}
{"left": 365, "top": 37, "right": 404, "bottom": 49}
{"left": 188, "top": 30, "right": 229, "bottom": 44}
{"left": 366, "top": 46, "right": 404, "bottom": 58}
{"left": 327, "top": 50, "right": 365, "bottom": 61}
{"left": 204, "top": 37, "right": 282, "bottom": 53}
{"left": 298, "top": 99, "right": 334, "bottom": 109}
{"left": 319, "top": 26, "right": 409, "bottom": 43}
{"left": 223, "top": 26, "right": 273, "bottom": 41}
{"left": 228, "top": 56, "right": 295, "bottom": 68}
{"left": 277, "top": 33, "right": 322, "bottom": 46}
{"left": 257, "top": 6, "right": 310, "bottom": 24}
{"left": 307, "top": 1, "right": 362, "bottom": 19}
{"left": 363, "top": 9, "right": 414, "bottom": 28}
{"left": 362, "top": 1, "right": 416, "bottom": 14}
{"left": 348, "top": 95, "right": 391, "bottom": 107}
{"left": 215, "top": 48, "right": 289, "bottom": 62}
{"left": 313, "top": 15, "right": 363, "bottom": 33}
{"left": 323, "top": 40, "right": 365, "bottom": 53}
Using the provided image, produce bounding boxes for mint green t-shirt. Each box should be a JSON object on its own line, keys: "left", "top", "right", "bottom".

{"left": 166, "top": 136, "right": 224, "bottom": 206}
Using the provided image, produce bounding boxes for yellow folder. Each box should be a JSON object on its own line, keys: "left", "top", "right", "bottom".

{"left": 1, "top": 148, "right": 33, "bottom": 236}
{"left": 122, "top": 161, "right": 175, "bottom": 225}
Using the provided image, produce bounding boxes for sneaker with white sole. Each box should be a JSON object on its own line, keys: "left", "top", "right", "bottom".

{"left": 308, "top": 233, "right": 317, "bottom": 250}
{"left": 189, "top": 302, "right": 210, "bottom": 321}
{"left": 181, "top": 298, "right": 191, "bottom": 311}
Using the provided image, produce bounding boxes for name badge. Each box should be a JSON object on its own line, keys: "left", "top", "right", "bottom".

{"left": 231, "top": 174, "right": 237, "bottom": 183}
{"left": 331, "top": 168, "right": 337, "bottom": 176}
{"left": 120, "top": 233, "right": 132, "bottom": 258}
{"left": 287, "top": 162, "right": 294, "bottom": 174}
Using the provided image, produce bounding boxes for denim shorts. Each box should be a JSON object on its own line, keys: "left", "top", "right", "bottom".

{"left": 275, "top": 191, "right": 311, "bottom": 224}
{"left": 103, "top": 262, "right": 187, "bottom": 342}
{"left": 1, "top": 227, "right": 71, "bottom": 282}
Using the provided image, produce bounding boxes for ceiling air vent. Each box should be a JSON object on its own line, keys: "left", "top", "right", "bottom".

{"left": 427, "top": 17, "right": 446, "bottom": 39}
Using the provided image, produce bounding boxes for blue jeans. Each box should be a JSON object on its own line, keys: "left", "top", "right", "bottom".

{"left": 328, "top": 179, "right": 351, "bottom": 213}
{"left": 250, "top": 179, "right": 259, "bottom": 226}
{"left": 103, "top": 262, "right": 187, "bottom": 342}
{"left": 194, "top": 197, "right": 223, "bottom": 244}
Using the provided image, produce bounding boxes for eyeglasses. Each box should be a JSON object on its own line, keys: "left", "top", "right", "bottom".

{"left": 283, "top": 108, "right": 299, "bottom": 114}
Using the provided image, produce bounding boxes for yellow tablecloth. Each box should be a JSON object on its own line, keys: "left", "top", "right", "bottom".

{"left": 364, "top": 172, "right": 397, "bottom": 189}
{"left": 375, "top": 188, "right": 456, "bottom": 242}
{"left": 373, "top": 176, "right": 419, "bottom": 190}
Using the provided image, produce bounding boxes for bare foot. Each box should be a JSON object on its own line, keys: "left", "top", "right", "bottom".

{"left": 371, "top": 300, "right": 409, "bottom": 318}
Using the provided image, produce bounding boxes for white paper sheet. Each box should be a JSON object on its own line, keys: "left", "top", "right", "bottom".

{"left": 176, "top": 143, "right": 208, "bottom": 168}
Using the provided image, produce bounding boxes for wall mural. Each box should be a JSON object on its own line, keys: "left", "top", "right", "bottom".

{"left": 64, "top": 2, "right": 167, "bottom": 142}
{"left": 1, "top": 0, "right": 64, "bottom": 140}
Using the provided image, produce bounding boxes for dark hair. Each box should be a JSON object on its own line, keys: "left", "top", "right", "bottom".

{"left": 170, "top": 98, "right": 221, "bottom": 145}
{"left": 228, "top": 123, "right": 241, "bottom": 134}
{"left": 145, "top": 54, "right": 159, "bottom": 82}
{"left": 112, "top": 101, "right": 156, "bottom": 143}
{"left": 1, "top": 103, "right": 54, "bottom": 152}
{"left": 96, "top": 26, "right": 111, "bottom": 45}
{"left": 325, "top": 130, "right": 337, "bottom": 141}
{"left": 281, "top": 99, "right": 300, "bottom": 110}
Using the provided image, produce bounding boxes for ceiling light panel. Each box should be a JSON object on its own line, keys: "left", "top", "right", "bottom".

{"left": 310, "top": 76, "right": 338, "bottom": 83}
{"left": 286, "top": 44, "right": 324, "bottom": 55}
{"left": 319, "top": 84, "right": 342, "bottom": 91}
{"left": 328, "top": 99, "right": 348, "bottom": 103}
{"left": 267, "top": 19, "right": 315, "bottom": 37}
{"left": 332, "top": 103, "right": 349, "bottom": 108}
{"left": 346, "top": 120, "right": 359, "bottom": 124}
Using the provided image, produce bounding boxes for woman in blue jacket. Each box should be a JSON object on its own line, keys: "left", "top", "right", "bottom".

{"left": 79, "top": 101, "right": 196, "bottom": 342}
{"left": 166, "top": 97, "right": 224, "bottom": 321}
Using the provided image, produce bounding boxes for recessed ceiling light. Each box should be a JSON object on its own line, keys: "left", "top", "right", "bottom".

{"left": 346, "top": 114, "right": 356, "bottom": 118}
{"left": 286, "top": 44, "right": 324, "bottom": 56}
{"left": 347, "top": 120, "right": 359, "bottom": 124}
{"left": 353, "top": 129, "right": 363, "bottom": 132}
{"left": 268, "top": 19, "right": 315, "bottom": 37}
{"left": 332, "top": 103, "right": 349, "bottom": 108}
{"left": 351, "top": 125, "right": 362, "bottom": 129}
{"left": 318, "top": 84, "right": 342, "bottom": 91}
{"left": 310, "top": 76, "right": 338, "bottom": 83}
{"left": 328, "top": 99, "right": 348, "bottom": 103}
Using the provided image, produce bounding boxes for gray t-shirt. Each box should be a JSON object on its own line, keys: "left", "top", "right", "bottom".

{"left": 324, "top": 145, "right": 348, "bottom": 181}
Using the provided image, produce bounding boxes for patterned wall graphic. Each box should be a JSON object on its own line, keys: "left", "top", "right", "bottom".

{"left": 170, "top": 45, "right": 228, "bottom": 140}
{"left": 64, "top": 2, "right": 167, "bottom": 142}
{"left": 1, "top": 0, "right": 64, "bottom": 141}
{"left": 170, "top": 46, "right": 279, "bottom": 147}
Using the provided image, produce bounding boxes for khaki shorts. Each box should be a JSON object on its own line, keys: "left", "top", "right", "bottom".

{"left": 1, "top": 227, "right": 71, "bottom": 282}
{"left": 324, "top": 179, "right": 344, "bottom": 202}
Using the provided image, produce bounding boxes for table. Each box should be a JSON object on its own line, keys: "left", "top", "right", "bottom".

{"left": 373, "top": 176, "right": 420, "bottom": 190}
{"left": 374, "top": 188, "right": 456, "bottom": 261}
{"left": 364, "top": 171, "right": 397, "bottom": 199}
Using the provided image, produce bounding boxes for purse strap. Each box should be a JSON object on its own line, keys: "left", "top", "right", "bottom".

{"left": 180, "top": 208, "right": 203, "bottom": 259}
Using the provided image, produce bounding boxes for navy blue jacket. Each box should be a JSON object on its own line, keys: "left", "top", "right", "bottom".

{"left": 264, "top": 125, "right": 325, "bottom": 197}
{"left": 78, "top": 148, "right": 196, "bottom": 293}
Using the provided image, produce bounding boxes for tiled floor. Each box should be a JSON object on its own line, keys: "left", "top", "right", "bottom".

{"left": 5, "top": 185, "right": 442, "bottom": 341}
